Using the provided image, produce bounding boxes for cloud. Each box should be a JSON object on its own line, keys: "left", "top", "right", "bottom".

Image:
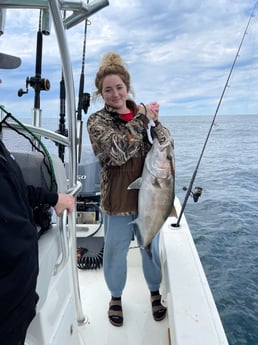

{"left": 0, "top": 0, "right": 258, "bottom": 119}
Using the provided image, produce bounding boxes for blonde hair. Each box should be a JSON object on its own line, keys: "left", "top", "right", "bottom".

{"left": 93, "top": 52, "right": 134, "bottom": 101}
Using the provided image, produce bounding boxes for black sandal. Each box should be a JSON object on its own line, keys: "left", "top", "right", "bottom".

{"left": 151, "top": 294, "right": 167, "bottom": 321}
{"left": 108, "top": 299, "right": 123, "bottom": 327}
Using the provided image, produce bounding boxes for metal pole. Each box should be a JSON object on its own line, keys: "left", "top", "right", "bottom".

{"left": 48, "top": 0, "right": 85, "bottom": 324}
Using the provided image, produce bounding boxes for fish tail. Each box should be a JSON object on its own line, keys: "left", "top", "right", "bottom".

{"left": 144, "top": 244, "right": 152, "bottom": 259}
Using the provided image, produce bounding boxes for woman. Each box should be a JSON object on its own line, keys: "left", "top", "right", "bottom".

{"left": 87, "top": 52, "right": 170, "bottom": 327}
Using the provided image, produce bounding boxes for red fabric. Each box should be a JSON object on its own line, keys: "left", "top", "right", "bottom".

{"left": 120, "top": 110, "right": 134, "bottom": 121}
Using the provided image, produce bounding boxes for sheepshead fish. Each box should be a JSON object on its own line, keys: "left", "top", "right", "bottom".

{"left": 128, "top": 136, "right": 175, "bottom": 255}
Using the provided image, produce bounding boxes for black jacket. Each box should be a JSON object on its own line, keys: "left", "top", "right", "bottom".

{"left": 0, "top": 139, "right": 58, "bottom": 339}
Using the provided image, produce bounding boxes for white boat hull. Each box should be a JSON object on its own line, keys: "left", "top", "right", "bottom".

{"left": 160, "top": 198, "right": 229, "bottom": 345}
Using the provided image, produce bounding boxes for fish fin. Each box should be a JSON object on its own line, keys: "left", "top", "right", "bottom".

{"left": 128, "top": 177, "right": 142, "bottom": 190}
{"left": 152, "top": 177, "right": 162, "bottom": 188}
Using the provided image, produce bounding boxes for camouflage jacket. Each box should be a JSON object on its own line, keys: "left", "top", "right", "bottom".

{"left": 87, "top": 99, "right": 169, "bottom": 215}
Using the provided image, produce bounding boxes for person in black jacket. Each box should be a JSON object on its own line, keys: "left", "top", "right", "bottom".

{"left": 0, "top": 52, "right": 75, "bottom": 345}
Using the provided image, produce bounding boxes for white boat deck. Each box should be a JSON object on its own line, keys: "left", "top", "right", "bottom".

{"left": 77, "top": 242, "right": 170, "bottom": 345}
{"left": 75, "top": 197, "right": 229, "bottom": 345}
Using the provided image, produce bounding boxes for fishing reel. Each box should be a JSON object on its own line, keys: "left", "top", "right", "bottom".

{"left": 183, "top": 186, "right": 203, "bottom": 203}
{"left": 81, "top": 92, "right": 90, "bottom": 114}
{"left": 18, "top": 76, "right": 50, "bottom": 97}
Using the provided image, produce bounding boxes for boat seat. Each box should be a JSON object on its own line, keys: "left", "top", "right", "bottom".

{"left": 12, "top": 151, "right": 67, "bottom": 310}
{"left": 12, "top": 151, "right": 58, "bottom": 192}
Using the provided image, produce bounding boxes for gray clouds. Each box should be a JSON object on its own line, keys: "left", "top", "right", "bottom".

{"left": 0, "top": 0, "right": 257, "bottom": 117}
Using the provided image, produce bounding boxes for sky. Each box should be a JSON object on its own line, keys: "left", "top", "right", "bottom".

{"left": 1, "top": 0, "right": 258, "bottom": 119}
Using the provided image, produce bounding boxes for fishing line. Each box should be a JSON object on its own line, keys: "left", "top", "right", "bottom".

{"left": 175, "top": 1, "right": 258, "bottom": 227}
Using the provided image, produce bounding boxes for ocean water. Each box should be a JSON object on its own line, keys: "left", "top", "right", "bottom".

{"left": 162, "top": 114, "right": 258, "bottom": 345}
{"left": 2, "top": 113, "right": 258, "bottom": 344}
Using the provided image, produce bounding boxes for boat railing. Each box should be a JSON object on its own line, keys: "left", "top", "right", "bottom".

{"left": 55, "top": 181, "right": 82, "bottom": 275}
{"left": 1, "top": 117, "right": 85, "bottom": 323}
{"left": 2, "top": 118, "right": 86, "bottom": 325}
{"left": 3, "top": 121, "right": 70, "bottom": 146}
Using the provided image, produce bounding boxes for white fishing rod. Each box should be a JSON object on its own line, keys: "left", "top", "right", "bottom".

{"left": 175, "top": 0, "right": 258, "bottom": 227}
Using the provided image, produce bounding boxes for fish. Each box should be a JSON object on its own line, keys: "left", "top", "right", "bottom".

{"left": 128, "top": 134, "right": 175, "bottom": 256}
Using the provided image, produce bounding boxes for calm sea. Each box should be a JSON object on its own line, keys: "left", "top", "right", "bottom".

{"left": 3, "top": 113, "right": 258, "bottom": 344}
{"left": 163, "top": 114, "right": 258, "bottom": 345}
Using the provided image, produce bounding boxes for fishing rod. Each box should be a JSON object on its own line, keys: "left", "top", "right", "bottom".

{"left": 56, "top": 10, "right": 91, "bottom": 163}
{"left": 174, "top": 1, "right": 258, "bottom": 227}
{"left": 56, "top": 71, "right": 67, "bottom": 162}
{"left": 55, "top": 11, "right": 68, "bottom": 163}
{"left": 18, "top": 9, "right": 50, "bottom": 129}
{"left": 77, "top": 14, "right": 91, "bottom": 163}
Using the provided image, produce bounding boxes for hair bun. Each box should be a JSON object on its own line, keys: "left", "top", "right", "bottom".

{"left": 101, "top": 51, "right": 127, "bottom": 70}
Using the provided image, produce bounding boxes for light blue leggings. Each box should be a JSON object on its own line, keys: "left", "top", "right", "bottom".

{"left": 103, "top": 214, "right": 162, "bottom": 297}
